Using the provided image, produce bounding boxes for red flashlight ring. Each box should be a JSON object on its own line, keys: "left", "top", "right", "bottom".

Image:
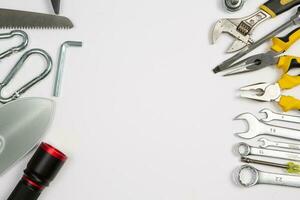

{"left": 40, "top": 143, "right": 67, "bottom": 161}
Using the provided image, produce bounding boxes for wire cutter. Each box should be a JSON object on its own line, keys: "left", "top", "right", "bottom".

{"left": 224, "top": 27, "right": 300, "bottom": 76}
{"left": 240, "top": 74, "right": 300, "bottom": 112}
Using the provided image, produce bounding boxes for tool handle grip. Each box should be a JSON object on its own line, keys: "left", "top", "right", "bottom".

{"left": 277, "top": 56, "right": 300, "bottom": 72}
{"left": 278, "top": 74, "right": 300, "bottom": 89}
{"left": 272, "top": 27, "right": 300, "bottom": 52}
{"left": 7, "top": 179, "right": 41, "bottom": 200}
{"left": 261, "top": 0, "right": 300, "bottom": 17}
{"left": 279, "top": 96, "right": 300, "bottom": 112}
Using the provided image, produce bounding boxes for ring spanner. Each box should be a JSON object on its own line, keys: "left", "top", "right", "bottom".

{"left": 237, "top": 165, "right": 300, "bottom": 188}
{"left": 238, "top": 142, "right": 300, "bottom": 161}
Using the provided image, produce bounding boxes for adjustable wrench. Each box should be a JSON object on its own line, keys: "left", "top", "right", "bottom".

{"left": 237, "top": 142, "right": 300, "bottom": 161}
{"left": 260, "top": 108, "right": 300, "bottom": 123}
{"left": 212, "top": 0, "right": 300, "bottom": 53}
{"left": 259, "top": 137, "right": 300, "bottom": 151}
{"left": 235, "top": 113, "right": 300, "bottom": 140}
{"left": 237, "top": 165, "right": 300, "bottom": 188}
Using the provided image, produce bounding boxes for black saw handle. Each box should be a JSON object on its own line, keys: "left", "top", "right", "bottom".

{"left": 261, "top": 0, "right": 300, "bottom": 17}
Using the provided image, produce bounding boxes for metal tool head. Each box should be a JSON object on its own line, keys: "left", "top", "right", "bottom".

{"left": 212, "top": 18, "right": 252, "bottom": 53}
{"left": 237, "top": 142, "right": 251, "bottom": 156}
{"left": 234, "top": 113, "right": 262, "bottom": 139}
{"left": 237, "top": 165, "right": 259, "bottom": 187}
{"left": 258, "top": 137, "right": 273, "bottom": 148}
{"left": 259, "top": 108, "right": 276, "bottom": 122}
{"left": 223, "top": 52, "right": 278, "bottom": 76}
{"left": 240, "top": 82, "right": 280, "bottom": 102}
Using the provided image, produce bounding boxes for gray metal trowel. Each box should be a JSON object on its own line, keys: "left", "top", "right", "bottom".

{"left": 0, "top": 98, "right": 55, "bottom": 175}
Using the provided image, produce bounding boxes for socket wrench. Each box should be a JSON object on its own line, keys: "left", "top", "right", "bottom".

{"left": 237, "top": 165, "right": 300, "bottom": 188}
{"left": 237, "top": 143, "right": 300, "bottom": 161}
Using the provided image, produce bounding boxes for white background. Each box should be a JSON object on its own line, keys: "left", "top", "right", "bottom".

{"left": 0, "top": 0, "right": 300, "bottom": 199}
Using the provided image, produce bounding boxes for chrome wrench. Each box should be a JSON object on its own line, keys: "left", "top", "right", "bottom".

{"left": 237, "top": 165, "right": 300, "bottom": 188}
{"left": 259, "top": 137, "right": 300, "bottom": 151}
{"left": 237, "top": 143, "right": 300, "bottom": 161}
{"left": 260, "top": 108, "right": 300, "bottom": 123}
{"left": 235, "top": 113, "right": 300, "bottom": 140}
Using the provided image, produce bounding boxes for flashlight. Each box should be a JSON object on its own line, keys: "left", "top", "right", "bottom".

{"left": 7, "top": 143, "right": 67, "bottom": 200}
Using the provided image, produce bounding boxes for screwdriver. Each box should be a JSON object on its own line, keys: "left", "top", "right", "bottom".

{"left": 241, "top": 157, "right": 300, "bottom": 174}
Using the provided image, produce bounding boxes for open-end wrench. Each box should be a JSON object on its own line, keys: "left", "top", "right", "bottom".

{"left": 213, "top": 7, "right": 300, "bottom": 73}
{"left": 237, "top": 142, "right": 300, "bottom": 161}
{"left": 260, "top": 108, "right": 300, "bottom": 123}
{"left": 237, "top": 165, "right": 300, "bottom": 188}
{"left": 235, "top": 113, "right": 300, "bottom": 140}
{"left": 259, "top": 137, "right": 300, "bottom": 151}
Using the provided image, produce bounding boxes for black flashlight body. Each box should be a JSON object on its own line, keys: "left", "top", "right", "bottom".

{"left": 7, "top": 143, "right": 67, "bottom": 200}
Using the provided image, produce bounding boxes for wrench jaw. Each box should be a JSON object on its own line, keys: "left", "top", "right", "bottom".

{"left": 212, "top": 9, "right": 270, "bottom": 53}
{"left": 237, "top": 165, "right": 259, "bottom": 187}
{"left": 228, "top": 39, "right": 250, "bottom": 53}
{"left": 234, "top": 113, "right": 261, "bottom": 139}
{"left": 258, "top": 138, "right": 272, "bottom": 148}
{"left": 259, "top": 108, "right": 275, "bottom": 122}
{"left": 212, "top": 19, "right": 252, "bottom": 53}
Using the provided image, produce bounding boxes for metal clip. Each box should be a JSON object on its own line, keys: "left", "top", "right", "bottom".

{"left": 0, "top": 49, "right": 52, "bottom": 103}
{"left": 0, "top": 30, "right": 28, "bottom": 59}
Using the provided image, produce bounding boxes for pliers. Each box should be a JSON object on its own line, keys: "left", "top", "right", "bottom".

{"left": 240, "top": 74, "right": 300, "bottom": 112}
{"left": 223, "top": 27, "right": 300, "bottom": 76}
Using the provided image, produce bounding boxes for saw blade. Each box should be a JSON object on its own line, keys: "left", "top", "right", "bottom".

{"left": 0, "top": 8, "right": 73, "bottom": 29}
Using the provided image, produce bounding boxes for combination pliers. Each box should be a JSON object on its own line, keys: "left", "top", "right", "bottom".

{"left": 240, "top": 74, "right": 300, "bottom": 112}
{"left": 224, "top": 27, "right": 300, "bottom": 76}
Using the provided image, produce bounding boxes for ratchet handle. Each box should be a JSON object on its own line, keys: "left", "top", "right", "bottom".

{"left": 279, "top": 96, "right": 300, "bottom": 112}
{"left": 260, "top": 0, "right": 300, "bottom": 17}
{"left": 277, "top": 56, "right": 300, "bottom": 72}
{"left": 271, "top": 27, "right": 300, "bottom": 52}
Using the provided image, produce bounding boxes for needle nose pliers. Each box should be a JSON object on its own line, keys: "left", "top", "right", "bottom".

{"left": 224, "top": 27, "right": 300, "bottom": 76}
{"left": 240, "top": 74, "right": 300, "bottom": 112}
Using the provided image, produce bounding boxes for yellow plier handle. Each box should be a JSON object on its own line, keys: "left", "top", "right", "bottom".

{"left": 278, "top": 74, "right": 300, "bottom": 111}
{"left": 272, "top": 27, "right": 300, "bottom": 52}
{"left": 277, "top": 56, "right": 300, "bottom": 73}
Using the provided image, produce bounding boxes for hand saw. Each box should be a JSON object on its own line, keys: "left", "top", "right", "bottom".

{"left": 0, "top": 8, "right": 73, "bottom": 29}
